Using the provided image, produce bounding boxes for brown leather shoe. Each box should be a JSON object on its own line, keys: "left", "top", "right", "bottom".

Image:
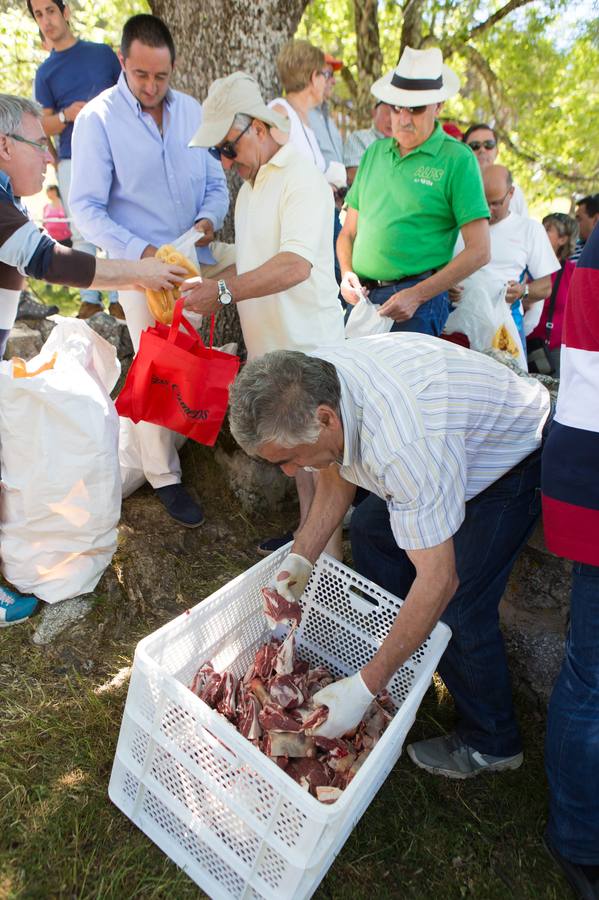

{"left": 77, "top": 301, "right": 104, "bottom": 319}
{"left": 108, "top": 301, "right": 126, "bottom": 320}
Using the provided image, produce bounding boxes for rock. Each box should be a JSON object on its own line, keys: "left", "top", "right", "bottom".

{"left": 215, "top": 447, "right": 292, "bottom": 514}
{"left": 86, "top": 312, "right": 134, "bottom": 361}
{"left": 4, "top": 322, "right": 43, "bottom": 361}
{"left": 32, "top": 595, "right": 95, "bottom": 645}
{"left": 502, "top": 619, "right": 565, "bottom": 706}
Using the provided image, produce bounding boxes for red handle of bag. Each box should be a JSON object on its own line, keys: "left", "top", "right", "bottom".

{"left": 169, "top": 298, "right": 215, "bottom": 349}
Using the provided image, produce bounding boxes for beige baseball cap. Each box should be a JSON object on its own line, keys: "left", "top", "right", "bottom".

{"left": 190, "top": 71, "right": 290, "bottom": 148}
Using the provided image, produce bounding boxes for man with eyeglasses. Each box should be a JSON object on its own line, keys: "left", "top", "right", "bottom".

{"left": 452, "top": 165, "right": 559, "bottom": 354}
{"left": 0, "top": 93, "right": 187, "bottom": 626}
{"left": 337, "top": 46, "right": 490, "bottom": 336}
{"left": 69, "top": 14, "right": 230, "bottom": 528}
{"left": 463, "top": 123, "right": 528, "bottom": 217}
{"left": 184, "top": 71, "right": 345, "bottom": 558}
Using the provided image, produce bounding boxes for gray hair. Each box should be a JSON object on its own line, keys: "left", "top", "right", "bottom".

{"left": 232, "top": 112, "right": 253, "bottom": 131}
{"left": 0, "top": 95, "right": 42, "bottom": 136}
{"left": 229, "top": 350, "right": 341, "bottom": 454}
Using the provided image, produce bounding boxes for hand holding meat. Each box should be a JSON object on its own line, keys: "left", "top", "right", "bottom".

{"left": 272, "top": 552, "right": 313, "bottom": 605}
{"left": 310, "top": 672, "right": 374, "bottom": 739}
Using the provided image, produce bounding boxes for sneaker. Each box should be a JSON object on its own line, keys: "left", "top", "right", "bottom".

{"left": 108, "top": 301, "right": 126, "bottom": 320}
{"left": 155, "top": 484, "right": 205, "bottom": 528}
{"left": 257, "top": 532, "right": 294, "bottom": 557}
{"left": 543, "top": 834, "right": 599, "bottom": 900}
{"left": 406, "top": 732, "right": 523, "bottom": 779}
{"left": 16, "top": 292, "right": 59, "bottom": 320}
{"left": 0, "top": 585, "right": 39, "bottom": 626}
{"left": 77, "top": 301, "right": 105, "bottom": 320}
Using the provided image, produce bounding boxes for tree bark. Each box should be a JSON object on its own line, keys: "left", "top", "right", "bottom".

{"left": 352, "top": 0, "right": 383, "bottom": 127}
{"left": 149, "top": 0, "right": 309, "bottom": 347}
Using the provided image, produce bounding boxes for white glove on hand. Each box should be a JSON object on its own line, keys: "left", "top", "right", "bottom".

{"left": 310, "top": 672, "right": 374, "bottom": 739}
{"left": 272, "top": 552, "right": 313, "bottom": 603}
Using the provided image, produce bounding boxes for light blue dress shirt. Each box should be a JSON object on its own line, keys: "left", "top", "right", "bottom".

{"left": 69, "top": 72, "right": 229, "bottom": 265}
{"left": 308, "top": 103, "right": 344, "bottom": 167}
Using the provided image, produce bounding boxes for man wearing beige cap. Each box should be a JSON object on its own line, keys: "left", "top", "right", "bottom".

{"left": 338, "top": 46, "right": 490, "bottom": 336}
{"left": 183, "top": 71, "right": 345, "bottom": 556}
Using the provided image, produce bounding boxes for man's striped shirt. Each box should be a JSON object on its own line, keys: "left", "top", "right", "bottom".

{"left": 542, "top": 226, "right": 599, "bottom": 565}
{"left": 314, "top": 335, "right": 550, "bottom": 550}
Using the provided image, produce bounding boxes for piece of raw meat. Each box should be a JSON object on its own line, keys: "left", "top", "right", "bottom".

{"left": 274, "top": 629, "right": 296, "bottom": 675}
{"left": 263, "top": 731, "right": 316, "bottom": 758}
{"left": 252, "top": 641, "right": 280, "bottom": 681}
{"left": 216, "top": 671, "right": 238, "bottom": 720}
{"left": 236, "top": 686, "right": 262, "bottom": 741}
{"left": 315, "top": 785, "right": 343, "bottom": 804}
{"left": 261, "top": 586, "right": 302, "bottom": 629}
{"left": 199, "top": 670, "right": 224, "bottom": 708}
{"left": 258, "top": 702, "right": 303, "bottom": 733}
{"left": 269, "top": 674, "right": 306, "bottom": 710}
{"left": 302, "top": 705, "right": 329, "bottom": 734}
{"left": 286, "top": 758, "right": 330, "bottom": 795}
{"left": 189, "top": 662, "right": 214, "bottom": 696}
{"left": 247, "top": 677, "right": 271, "bottom": 708}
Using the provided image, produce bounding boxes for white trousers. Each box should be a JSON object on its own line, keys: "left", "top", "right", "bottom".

{"left": 118, "top": 241, "right": 236, "bottom": 489}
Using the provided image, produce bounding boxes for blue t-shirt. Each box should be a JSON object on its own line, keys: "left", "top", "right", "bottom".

{"left": 35, "top": 40, "right": 121, "bottom": 160}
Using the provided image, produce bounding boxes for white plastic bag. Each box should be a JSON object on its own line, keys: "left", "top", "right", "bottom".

{"left": 169, "top": 225, "right": 204, "bottom": 332}
{"left": 0, "top": 318, "right": 121, "bottom": 603}
{"left": 345, "top": 296, "right": 394, "bottom": 339}
{"left": 444, "top": 273, "right": 527, "bottom": 370}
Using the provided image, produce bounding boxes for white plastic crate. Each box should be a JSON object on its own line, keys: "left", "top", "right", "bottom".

{"left": 109, "top": 547, "right": 451, "bottom": 899}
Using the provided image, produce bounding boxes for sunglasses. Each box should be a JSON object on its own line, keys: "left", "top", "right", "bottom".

{"left": 208, "top": 122, "right": 251, "bottom": 161}
{"left": 467, "top": 139, "right": 497, "bottom": 151}
{"left": 6, "top": 132, "right": 49, "bottom": 153}
{"left": 391, "top": 104, "right": 428, "bottom": 116}
{"left": 488, "top": 187, "right": 512, "bottom": 208}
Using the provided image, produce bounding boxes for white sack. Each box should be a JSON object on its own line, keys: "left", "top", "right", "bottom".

{"left": 0, "top": 318, "right": 121, "bottom": 603}
{"left": 444, "top": 273, "right": 528, "bottom": 371}
{"left": 345, "top": 295, "right": 394, "bottom": 339}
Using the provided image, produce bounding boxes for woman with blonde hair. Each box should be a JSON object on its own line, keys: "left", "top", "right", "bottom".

{"left": 269, "top": 39, "right": 328, "bottom": 172}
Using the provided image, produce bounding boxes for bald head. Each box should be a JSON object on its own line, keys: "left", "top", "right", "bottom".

{"left": 483, "top": 164, "right": 514, "bottom": 224}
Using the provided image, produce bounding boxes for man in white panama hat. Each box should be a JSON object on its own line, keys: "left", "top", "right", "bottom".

{"left": 338, "top": 46, "right": 490, "bottom": 336}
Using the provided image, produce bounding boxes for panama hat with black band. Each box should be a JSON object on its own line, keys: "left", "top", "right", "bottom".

{"left": 371, "top": 46, "right": 460, "bottom": 108}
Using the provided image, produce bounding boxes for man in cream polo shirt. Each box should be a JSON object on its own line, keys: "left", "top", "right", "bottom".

{"left": 183, "top": 72, "right": 345, "bottom": 554}
{"left": 183, "top": 71, "right": 344, "bottom": 359}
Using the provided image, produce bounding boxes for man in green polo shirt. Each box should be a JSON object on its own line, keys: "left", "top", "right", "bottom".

{"left": 338, "top": 46, "right": 490, "bottom": 335}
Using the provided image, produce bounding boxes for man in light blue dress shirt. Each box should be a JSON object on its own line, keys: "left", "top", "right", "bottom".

{"left": 70, "top": 14, "right": 230, "bottom": 527}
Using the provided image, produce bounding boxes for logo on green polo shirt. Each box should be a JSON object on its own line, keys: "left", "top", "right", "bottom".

{"left": 413, "top": 165, "right": 445, "bottom": 186}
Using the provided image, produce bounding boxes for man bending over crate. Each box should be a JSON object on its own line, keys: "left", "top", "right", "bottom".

{"left": 228, "top": 334, "right": 551, "bottom": 779}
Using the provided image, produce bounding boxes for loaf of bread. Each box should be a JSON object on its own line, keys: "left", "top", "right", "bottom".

{"left": 145, "top": 244, "right": 200, "bottom": 325}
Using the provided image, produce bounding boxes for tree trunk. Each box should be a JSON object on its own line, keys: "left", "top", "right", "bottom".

{"left": 352, "top": 0, "right": 383, "bottom": 127}
{"left": 149, "top": 0, "right": 309, "bottom": 348}
{"left": 400, "top": 0, "right": 425, "bottom": 54}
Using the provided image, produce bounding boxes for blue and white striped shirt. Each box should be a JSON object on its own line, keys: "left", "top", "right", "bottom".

{"left": 314, "top": 334, "right": 550, "bottom": 550}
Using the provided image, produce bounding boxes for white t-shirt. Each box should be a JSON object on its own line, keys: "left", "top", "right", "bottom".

{"left": 509, "top": 184, "right": 528, "bottom": 217}
{"left": 268, "top": 97, "right": 326, "bottom": 173}
{"left": 234, "top": 144, "right": 345, "bottom": 360}
{"left": 456, "top": 211, "right": 559, "bottom": 287}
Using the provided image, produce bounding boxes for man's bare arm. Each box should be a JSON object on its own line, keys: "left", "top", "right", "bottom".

{"left": 292, "top": 465, "right": 356, "bottom": 563}
{"left": 361, "top": 539, "right": 459, "bottom": 693}
{"left": 516, "top": 275, "right": 553, "bottom": 308}
{"left": 40, "top": 102, "right": 86, "bottom": 137}
{"left": 90, "top": 257, "right": 186, "bottom": 291}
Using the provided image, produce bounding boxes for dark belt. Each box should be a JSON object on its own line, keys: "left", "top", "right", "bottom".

{"left": 360, "top": 269, "right": 436, "bottom": 290}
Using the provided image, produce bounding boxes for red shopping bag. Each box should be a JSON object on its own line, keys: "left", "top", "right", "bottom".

{"left": 116, "top": 299, "right": 240, "bottom": 446}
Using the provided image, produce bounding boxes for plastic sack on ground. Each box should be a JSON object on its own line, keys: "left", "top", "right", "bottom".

{"left": 444, "top": 273, "right": 527, "bottom": 370}
{"left": 0, "top": 317, "right": 121, "bottom": 603}
{"left": 345, "top": 295, "right": 394, "bottom": 339}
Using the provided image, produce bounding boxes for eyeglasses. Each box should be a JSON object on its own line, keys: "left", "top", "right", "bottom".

{"left": 488, "top": 188, "right": 512, "bottom": 208}
{"left": 208, "top": 123, "right": 251, "bottom": 161}
{"left": 467, "top": 139, "right": 497, "bottom": 151}
{"left": 6, "top": 133, "right": 49, "bottom": 153}
{"left": 391, "top": 104, "right": 428, "bottom": 116}
{"left": 319, "top": 69, "right": 335, "bottom": 80}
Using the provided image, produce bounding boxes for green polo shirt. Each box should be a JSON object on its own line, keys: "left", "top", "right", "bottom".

{"left": 346, "top": 122, "right": 489, "bottom": 281}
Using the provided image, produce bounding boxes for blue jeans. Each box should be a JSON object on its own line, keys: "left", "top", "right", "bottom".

{"left": 545, "top": 561, "right": 599, "bottom": 864}
{"left": 350, "top": 447, "right": 543, "bottom": 757}
{"left": 369, "top": 278, "right": 450, "bottom": 336}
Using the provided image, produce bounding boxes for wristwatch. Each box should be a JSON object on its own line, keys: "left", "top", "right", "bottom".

{"left": 217, "top": 279, "right": 233, "bottom": 306}
{"left": 58, "top": 109, "right": 67, "bottom": 124}
{"left": 520, "top": 285, "right": 529, "bottom": 301}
